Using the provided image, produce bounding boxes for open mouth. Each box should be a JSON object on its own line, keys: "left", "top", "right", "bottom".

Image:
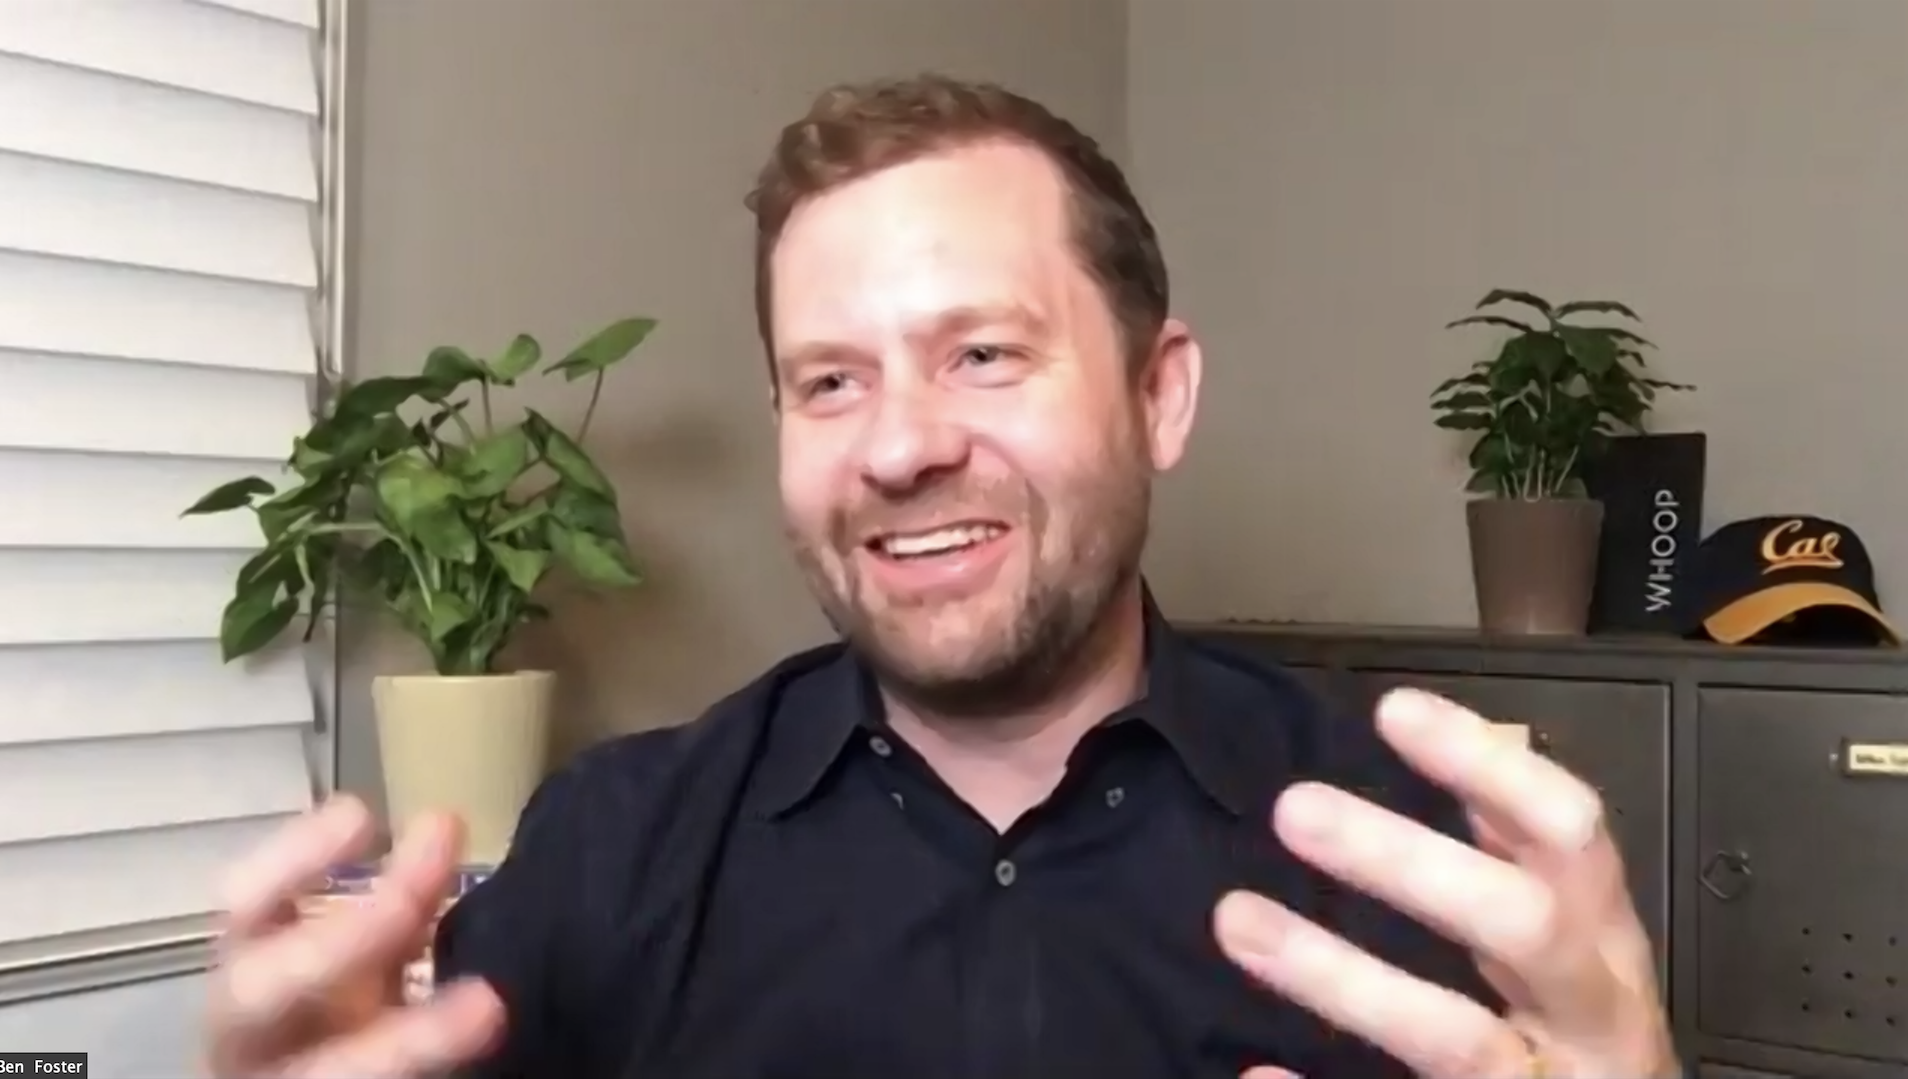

{"left": 866, "top": 521, "right": 1009, "bottom": 560}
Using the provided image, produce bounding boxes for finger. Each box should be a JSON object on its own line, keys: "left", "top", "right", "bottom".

{"left": 1382, "top": 688, "right": 1644, "bottom": 924}
{"left": 275, "top": 978, "right": 505, "bottom": 1079}
{"left": 1213, "top": 891, "right": 1530, "bottom": 1079}
{"left": 1241, "top": 1067, "right": 1301, "bottom": 1079}
{"left": 209, "top": 815, "right": 464, "bottom": 1075}
{"left": 1273, "top": 781, "right": 1566, "bottom": 977}
{"left": 1374, "top": 689, "right": 1603, "bottom": 857}
{"left": 217, "top": 797, "right": 377, "bottom": 944}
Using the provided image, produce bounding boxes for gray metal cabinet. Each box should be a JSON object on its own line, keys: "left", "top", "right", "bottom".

{"left": 1696, "top": 688, "right": 1908, "bottom": 1065}
{"left": 1349, "top": 671, "right": 1672, "bottom": 975}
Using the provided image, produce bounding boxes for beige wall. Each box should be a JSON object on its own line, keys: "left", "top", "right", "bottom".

{"left": 1131, "top": 0, "right": 1908, "bottom": 627}
{"left": 342, "top": 0, "right": 1908, "bottom": 798}
{"left": 338, "top": 0, "right": 1127, "bottom": 797}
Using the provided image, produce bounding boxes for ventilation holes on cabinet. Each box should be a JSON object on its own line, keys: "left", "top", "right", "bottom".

{"left": 1793, "top": 923, "right": 1908, "bottom": 1032}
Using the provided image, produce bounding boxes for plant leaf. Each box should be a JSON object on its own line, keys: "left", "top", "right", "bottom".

{"left": 1444, "top": 314, "right": 1536, "bottom": 334}
{"left": 220, "top": 585, "right": 299, "bottom": 662}
{"left": 546, "top": 317, "right": 657, "bottom": 381}
{"left": 423, "top": 346, "right": 489, "bottom": 394}
{"left": 550, "top": 485, "right": 626, "bottom": 539}
{"left": 489, "top": 334, "right": 542, "bottom": 384}
{"left": 1556, "top": 325, "right": 1619, "bottom": 375}
{"left": 548, "top": 521, "right": 642, "bottom": 586}
{"left": 1553, "top": 300, "right": 1641, "bottom": 322}
{"left": 1474, "top": 289, "right": 1553, "bottom": 316}
{"left": 485, "top": 538, "right": 551, "bottom": 594}
{"left": 526, "top": 409, "right": 614, "bottom": 498}
{"left": 487, "top": 501, "right": 550, "bottom": 539}
{"left": 425, "top": 591, "right": 474, "bottom": 642}
{"left": 376, "top": 455, "right": 461, "bottom": 523}
{"left": 183, "top": 476, "right": 275, "bottom": 516}
{"left": 1432, "top": 392, "right": 1492, "bottom": 413}
{"left": 334, "top": 376, "right": 433, "bottom": 420}
{"left": 375, "top": 455, "right": 477, "bottom": 563}
{"left": 459, "top": 427, "right": 532, "bottom": 499}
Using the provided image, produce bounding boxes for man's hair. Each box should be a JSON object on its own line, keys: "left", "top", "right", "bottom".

{"left": 745, "top": 73, "right": 1169, "bottom": 372}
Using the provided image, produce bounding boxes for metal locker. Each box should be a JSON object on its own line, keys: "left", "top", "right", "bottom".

{"left": 1696, "top": 688, "right": 1908, "bottom": 1064}
{"left": 1348, "top": 672, "right": 1671, "bottom": 978}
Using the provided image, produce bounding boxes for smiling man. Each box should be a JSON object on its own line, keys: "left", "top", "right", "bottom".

{"left": 201, "top": 75, "right": 1678, "bottom": 1079}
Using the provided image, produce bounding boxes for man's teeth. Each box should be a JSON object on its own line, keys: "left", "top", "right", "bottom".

{"left": 879, "top": 524, "right": 1004, "bottom": 557}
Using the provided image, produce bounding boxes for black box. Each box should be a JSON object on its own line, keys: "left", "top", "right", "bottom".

{"left": 1583, "top": 432, "right": 1708, "bottom": 635}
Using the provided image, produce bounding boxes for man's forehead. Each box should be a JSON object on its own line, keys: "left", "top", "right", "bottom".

{"left": 769, "top": 143, "right": 1075, "bottom": 341}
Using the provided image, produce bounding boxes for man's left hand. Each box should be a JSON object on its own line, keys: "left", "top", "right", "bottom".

{"left": 1213, "top": 688, "right": 1678, "bottom": 1079}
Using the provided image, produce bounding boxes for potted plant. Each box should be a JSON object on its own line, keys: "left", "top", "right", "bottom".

{"left": 1433, "top": 290, "right": 1690, "bottom": 635}
{"left": 183, "top": 317, "right": 656, "bottom": 864}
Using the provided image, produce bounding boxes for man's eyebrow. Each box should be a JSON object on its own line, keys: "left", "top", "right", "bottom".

{"left": 919, "top": 303, "right": 1049, "bottom": 339}
{"left": 773, "top": 342, "right": 858, "bottom": 382}
{"left": 774, "top": 304, "right": 1051, "bottom": 376}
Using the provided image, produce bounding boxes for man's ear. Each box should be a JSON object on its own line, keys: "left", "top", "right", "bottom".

{"left": 1139, "top": 317, "right": 1202, "bottom": 472}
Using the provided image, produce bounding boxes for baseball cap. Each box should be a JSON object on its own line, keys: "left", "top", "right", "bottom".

{"left": 1684, "top": 515, "right": 1899, "bottom": 646}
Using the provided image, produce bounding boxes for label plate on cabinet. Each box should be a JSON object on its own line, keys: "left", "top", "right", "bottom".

{"left": 1839, "top": 740, "right": 1908, "bottom": 778}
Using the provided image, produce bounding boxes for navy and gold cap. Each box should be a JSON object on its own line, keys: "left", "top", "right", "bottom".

{"left": 1684, "top": 515, "right": 1898, "bottom": 646}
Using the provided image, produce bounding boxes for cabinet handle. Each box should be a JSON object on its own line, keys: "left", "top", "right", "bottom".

{"left": 1700, "top": 849, "right": 1754, "bottom": 902}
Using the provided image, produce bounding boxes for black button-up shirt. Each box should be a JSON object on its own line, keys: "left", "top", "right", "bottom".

{"left": 436, "top": 615, "right": 1493, "bottom": 1079}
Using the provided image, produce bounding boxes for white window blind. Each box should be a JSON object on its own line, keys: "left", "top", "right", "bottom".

{"left": 0, "top": 0, "right": 333, "bottom": 995}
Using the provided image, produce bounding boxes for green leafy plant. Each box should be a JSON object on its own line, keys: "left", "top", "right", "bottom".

{"left": 183, "top": 317, "right": 656, "bottom": 675}
{"left": 1431, "top": 290, "right": 1691, "bottom": 500}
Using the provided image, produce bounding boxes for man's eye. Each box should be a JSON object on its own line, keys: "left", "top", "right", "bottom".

{"left": 803, "top": 372, "right": 850, "bottom": 397}
{"left": 958, "top": 345, "right": 1007, "bottom": 366}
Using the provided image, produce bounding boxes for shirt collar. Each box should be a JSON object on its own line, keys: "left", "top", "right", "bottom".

{"left": 750, "top": 584, "right": 1261, "bottom": 819}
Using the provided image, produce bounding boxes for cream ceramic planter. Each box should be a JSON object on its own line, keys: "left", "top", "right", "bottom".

{"left": 372, "top": 670, "right": 554, "bottom": 867}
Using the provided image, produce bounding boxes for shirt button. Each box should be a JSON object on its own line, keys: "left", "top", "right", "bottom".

{"left": 994, "top": 859, "right": 1018, "bottom": 887}
{"left": 868, "top": 735, "right": 893, "bottom": 757}
{"left": 1104, "top": 786, "right": 1125, "bottom": 808}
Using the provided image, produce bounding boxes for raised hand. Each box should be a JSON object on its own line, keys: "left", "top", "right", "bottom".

{"left": 1215, "top": 689, "right": 1677, "bottom": 1079}
{"left": 203, "top": 797, "right": 506, "bottom": 1079}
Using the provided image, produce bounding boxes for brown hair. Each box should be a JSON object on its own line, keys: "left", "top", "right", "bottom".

{"left": 745, "top": 73, "right": 1169, "bottom": 372}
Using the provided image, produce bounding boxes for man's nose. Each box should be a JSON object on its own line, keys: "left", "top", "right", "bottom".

{"left": 858, "top": 383, "right": 968, "bottom": 493}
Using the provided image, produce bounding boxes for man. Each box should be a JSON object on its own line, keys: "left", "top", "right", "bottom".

{"left": 203, "top": 75, "right": 1676, "bottom": 1079}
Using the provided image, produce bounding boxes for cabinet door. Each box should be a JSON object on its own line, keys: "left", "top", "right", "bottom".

{"left": 1697, "top": 689, "right": 1908, "bottom": 1064}
{"left": 1349, "top": 672, "right": 1671, "bottom": 978}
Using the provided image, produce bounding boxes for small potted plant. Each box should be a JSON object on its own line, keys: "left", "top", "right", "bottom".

{"left": 1433, "top": 290, "right": 1690, "bottom": 635}
{"left": 182, "top": 317, "right": 656, "bottom": 864}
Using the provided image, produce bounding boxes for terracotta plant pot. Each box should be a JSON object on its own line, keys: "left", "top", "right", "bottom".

{"left": 372, "top": 670, "right": 554, "bottom": 867}
{"left": 1465, "top": 497, "right": 1605, "bottom": 636}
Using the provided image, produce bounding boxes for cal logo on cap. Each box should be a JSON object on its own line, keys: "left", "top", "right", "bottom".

{"left": 1759, "top": 518, "right": 1845, "bottom": 574}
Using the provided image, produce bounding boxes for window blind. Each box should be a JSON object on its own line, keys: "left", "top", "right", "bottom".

{"left": 0, "top": 0, "right": 333, "bottom": 994}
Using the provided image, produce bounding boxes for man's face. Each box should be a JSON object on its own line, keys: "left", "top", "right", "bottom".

{"left": 768, "top": 140, "right": 1199, "bottom": 714}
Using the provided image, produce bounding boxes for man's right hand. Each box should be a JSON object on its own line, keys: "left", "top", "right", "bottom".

{"left": 204, "top": 796, "right": 506, "bottom": 1078}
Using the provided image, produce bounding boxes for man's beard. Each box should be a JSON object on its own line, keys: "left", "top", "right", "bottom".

{"left": 788, "top": 450, "right": 1151, "bottom": 722}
